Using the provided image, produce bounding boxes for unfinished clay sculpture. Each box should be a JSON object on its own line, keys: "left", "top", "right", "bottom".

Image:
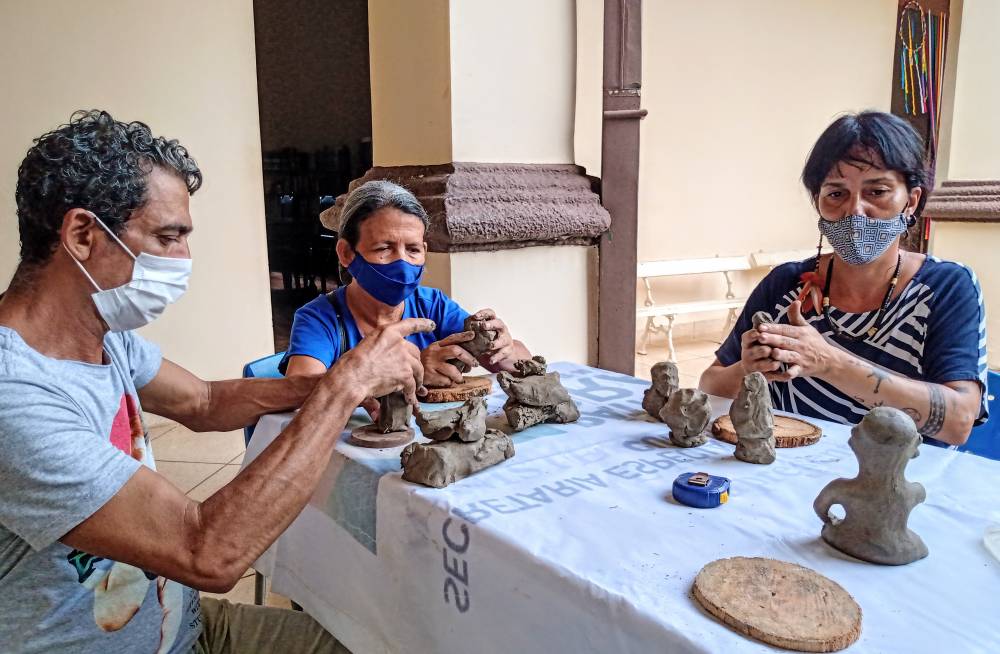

{"left": 731, "top": 372, "right": 776, "bottom": 464}
{"left": 349, "top": 391, "right": 414, "bottom": 448}
{"left": 642, "top": 361, "right": 680, "bottom": 419}
{"left": 813, "top": 407, "right": 928, "bottom": 565}
{"left": 751, "top": 310, "right": 774, "bottom": 332}
{"left": 448, "top": 316, "right": 497, "bottom": 374}
{"left": 401, "top": 429, "right": 515, "bottom": 488}
{"left": 661, "top": 388, "right": 711, "bottom": 448}
{"left": 498, "top": 356, "right": 580, "bottom": 431}
{"left": 415, "top": 397, "right": 487, "bottom": 442}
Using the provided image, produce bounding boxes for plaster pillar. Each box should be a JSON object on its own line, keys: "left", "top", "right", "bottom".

{"left": 326, "top": 0, "right": 609, "bottom": 365}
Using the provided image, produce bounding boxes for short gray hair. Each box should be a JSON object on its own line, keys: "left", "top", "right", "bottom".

{"left": 338, "top": 180, "right": 429, "bottom": 246}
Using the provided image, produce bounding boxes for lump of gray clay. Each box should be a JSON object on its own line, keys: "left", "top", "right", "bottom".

{"left": 660, "top": 388, "right": 711, "bottom": 448}
{"left": 400, "top": 429, "right": 515, "bottom": 488}
{"left": 730, "top": 372, "right": 776, "bottom": 464}
{"left": 498, "top": 356, "right": 580, "bottom": 432}
{"left": 450, "top": 316, "right": 497, "bottom": 374}
{"left": 376, "top": 391, "right": 412, "bottom": 433}
{"left": 751, "top": 310, "right": 774, "bottom": 331}
{"left": 642, "top": 361, "right": 679, "bottom": 419}
{"left": 813, "top": 407, "right": 928, "bottom": 565}
{"left": 415, "top": 397, "right": 487, "bottom": 442}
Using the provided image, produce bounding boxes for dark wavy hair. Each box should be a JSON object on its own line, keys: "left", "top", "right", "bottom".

{"left": 802, "top": 111, "right": 929, "bottom": 217}
{"left": 14, "top": 109, "right": 202, "bottom": 266}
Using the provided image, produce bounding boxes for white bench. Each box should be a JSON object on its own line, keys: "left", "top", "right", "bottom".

{"left": 637, "top": 248, "right": 829, "bottom": 361}
{"left": 636, "top": 256, "right": 751, "bottom": 361}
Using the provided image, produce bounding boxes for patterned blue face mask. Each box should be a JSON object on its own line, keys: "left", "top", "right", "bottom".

{"left": 818, "top": 213, "right": 910, "bottom": 266}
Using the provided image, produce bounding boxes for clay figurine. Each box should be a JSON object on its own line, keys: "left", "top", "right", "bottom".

{"left": 349, "top": 391, "right": 414, "bottom": 448}
{"left": 752, "top": 310, "right": 786, "bottom": 374}
{"left": 642, "top": 361, "right": 679, "bottom": 420}
{"left": 730, "top": 372, "right": 776, "bottom": 464}
{"left": 415, "top": 397, "right": 487, "bottom": 442}
{"left": 661, "top": 389, "right": 711, "bottom": 448}
{"left": 448, "top": 316, "right": 497, "bottom": 374}
{"left": 813, "top": 407, "right": 928, "bottom": 565}
{"left": 498, "top": 356, "right": 580, "bottom": 431}
{"left": 401, "top": 429, "right": 515, "bottom": 488}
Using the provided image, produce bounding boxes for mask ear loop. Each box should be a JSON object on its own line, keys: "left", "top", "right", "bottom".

{"left": 85, "top": 211, "right": 138, "bottom": 261}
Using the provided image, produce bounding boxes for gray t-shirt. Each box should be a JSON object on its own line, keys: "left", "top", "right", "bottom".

{"left": 0, "top": 326, "right": 200, "bottom": 653}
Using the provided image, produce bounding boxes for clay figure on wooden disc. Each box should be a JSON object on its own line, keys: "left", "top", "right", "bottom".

{"left": 498, "top": 356, "right": 580, "bottom": 431}
{"left": 813, "top": 407, "right": 928, "bottom": 565}
{"left": 661, "top": 389, "right": 711, "bottom": 448}
{"left": 415, "top": 397, "right": 487, "bottom": 442}
{"left": 731, "top": 372, "right": 776, "bottom": 464}
{"left": 401, "top": 429, "right": 515, "bottom": 488}
{"left": 642, "top": 361, "right": 679, "bottom": 420}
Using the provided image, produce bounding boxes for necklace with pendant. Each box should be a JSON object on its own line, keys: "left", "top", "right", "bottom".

{"left": 822, "top": 254, "right": 902, "bottom": 341}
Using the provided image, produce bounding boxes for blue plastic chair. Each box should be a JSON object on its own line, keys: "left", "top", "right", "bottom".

{"left": 241, "top": 351, "right": 285, "bottom": 605}
{"left": 242, "top": 352, "right": 285, "bottom": 446}
{"left": 959, "top": 370, "right": 1000, "bottom": 461}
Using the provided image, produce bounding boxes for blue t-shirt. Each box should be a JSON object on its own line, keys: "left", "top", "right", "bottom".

{"left": 279, "top": 285, "right": 471, "bottom": 372}
{"left": 716, "top": 256, "right": 988, "bottom": 446}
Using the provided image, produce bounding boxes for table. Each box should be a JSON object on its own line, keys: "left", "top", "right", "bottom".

{"left": 244, "top": 363, "right": 1000, "bottom": 653}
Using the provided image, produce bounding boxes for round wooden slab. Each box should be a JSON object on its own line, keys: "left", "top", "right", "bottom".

{"left": 348, "top": 424, "right": 414, "bottom": 449}
{"left": 421, "top": 375, "right": 493, "bottom": 404}
{"left": 693, "top": 557, "right": 862, "bottom": 652}
{"left": 712, "top": 415, "right": 821, "bottom": 448}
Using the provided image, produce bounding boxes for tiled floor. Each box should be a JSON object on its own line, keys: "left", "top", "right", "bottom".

{"left": 633, "top": 333, "right": 722, "bottom": 385}
{"left": 149, "top": 421, "right": 291, "bottom": 608}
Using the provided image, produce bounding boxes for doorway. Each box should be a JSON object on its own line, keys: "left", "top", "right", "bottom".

{"left": 253, "top": 0, "right": 373, "bottom": 352}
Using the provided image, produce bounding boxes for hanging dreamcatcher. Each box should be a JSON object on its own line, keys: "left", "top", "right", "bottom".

{"left": 898, "top": 0, "right": 948, "bottom": 157}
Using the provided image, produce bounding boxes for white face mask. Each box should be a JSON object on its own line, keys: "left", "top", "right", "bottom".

{"left": 63, "top": 213, "right": 192, "bottom": 332}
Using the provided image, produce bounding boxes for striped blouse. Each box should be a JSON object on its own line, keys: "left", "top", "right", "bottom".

{"left": 716, "top": 256, "right": 988, "bottom": 447}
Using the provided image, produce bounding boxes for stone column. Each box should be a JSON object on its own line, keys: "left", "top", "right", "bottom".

{"left": 324, "top": 0, "right": 609, "bottom": 365}
{"left": 926, "top": 0, "right": 1000, "bottom": 365}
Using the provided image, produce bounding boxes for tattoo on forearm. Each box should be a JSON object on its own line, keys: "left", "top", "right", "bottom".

{"left": 902, "top": 407, "right": 923, "bottom": 424}
{"left": 867, "top": 368, "right": 890, "bottom": 394}
{"left": 919, "top": 384, "right": 946, "bottom": 438}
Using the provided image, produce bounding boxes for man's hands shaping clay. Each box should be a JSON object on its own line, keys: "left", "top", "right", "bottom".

{"left": 333, "top": 318, "right": 435, "bottom": 408}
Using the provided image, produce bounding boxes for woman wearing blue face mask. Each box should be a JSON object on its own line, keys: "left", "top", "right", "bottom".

{"left": 700, "top": 111, "right": 987, "bottom": 447}
{"left": 281, "top": 180, "right": 531, "bottom": 398}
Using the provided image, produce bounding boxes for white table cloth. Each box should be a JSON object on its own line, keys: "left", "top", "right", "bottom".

{"left": 245, "top": 363, "right": 999, "bottom": 653}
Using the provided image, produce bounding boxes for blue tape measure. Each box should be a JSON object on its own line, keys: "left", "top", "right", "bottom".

{"left": 672, "top": 472, "right": 731, "bottom": 509}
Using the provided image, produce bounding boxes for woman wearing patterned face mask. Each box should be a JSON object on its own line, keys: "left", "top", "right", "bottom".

{"left": 700, "top": 111, "right": 987, "bottom": 447}
{"left": 281, "top": 180, "right": 530, "bottom": 410}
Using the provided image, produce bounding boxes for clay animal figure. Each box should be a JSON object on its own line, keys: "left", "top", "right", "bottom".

{"left": 415, "top": 397, "right": 487, "bottom": 442}
{"left": 731, "top": 372, "right": 776, "bottom": 464}
{"left": 376, "top": 391, "right": 412, "bottom": 433}
{"left": 401, "top": 429, "right": 515, "bottom": 488}
{"left": 449, "top": 316, "right": 498, "bottom": 374}
{"left": 498, "top": 356, "right": 580, "bottom": 431}
{"left": 642, "top": 361, "right": 679, "bottom": 420}
{"left": 661, "top": 389, "right": 711, "bottom": 448}
{"left": 813, "top": 407, "right": 928, "bottom": 565}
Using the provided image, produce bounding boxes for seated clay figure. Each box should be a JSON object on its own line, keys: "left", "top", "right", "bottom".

{"left": 730, "top": 372, "right": 776, "bottom": 464}
{"left": 498, "top": 356, "right": 580, "bottom": 431}
{"left": 642, "top": 361, "right": 679, "bottom": 420}
{"left": 813, "top": 407, "right": 928, "bottom": 565}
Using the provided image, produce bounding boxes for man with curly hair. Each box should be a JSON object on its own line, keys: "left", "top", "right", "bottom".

{"left": 0, "top": 110, "right": 432, "bottom": 653}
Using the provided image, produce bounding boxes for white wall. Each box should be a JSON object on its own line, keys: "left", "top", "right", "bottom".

{"left": 575, "top": 0, "right": 899, "bottom": 334}
{"left": 449, "top": 0, "right": 577, "bottom": 164}
{"left": 0, "top": 0, "right": 273, "bottom": 381}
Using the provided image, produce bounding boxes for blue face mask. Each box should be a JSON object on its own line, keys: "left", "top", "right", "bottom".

{"left": 347, "top": 253, "right": 424, "bottom": 306}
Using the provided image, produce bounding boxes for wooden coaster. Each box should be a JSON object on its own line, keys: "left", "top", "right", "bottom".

{"left": 348, "top": 424, "right": 414, "bottom": 449}
{"left": 421, "top": 375, "right": 493, "bottom": 404}
{"left": 712, "top": 414, "right": 821, "bottom": 448}
{"left": 693, "top": 557, "right": 862, "bottom": 652}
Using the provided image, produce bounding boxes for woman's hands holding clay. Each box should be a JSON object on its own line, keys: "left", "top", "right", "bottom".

{"left": 470, "top": 308, "right": 517, "bottom": 369}
{"left": 331, "top": 318, "right": 434, "bottom": 405}
{"left": 754, "top": 301, "right": 839, "bottom": 381}
{"left": 421, "top": 331, "right": 479, "bottom": 388}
